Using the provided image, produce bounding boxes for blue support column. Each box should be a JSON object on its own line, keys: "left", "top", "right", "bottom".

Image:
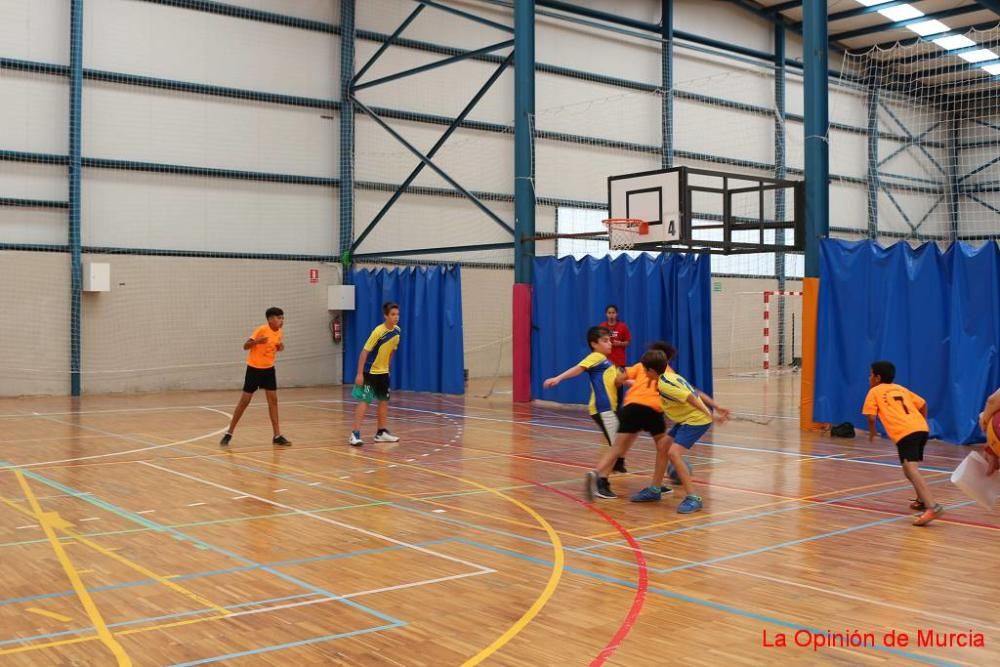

{"left": 866, "top": 69, "right": 879, "bottom": 238}
{"left": 661, "top": 0, "right": 673, "bottom": 169}
{"left": 773, "top": 24, "right": 787, "bottom": 365}
{"left": 514, "top": 1, "right": 535, "bottom": 285}
{"left": 947, "top": 118, "right": 960, "bottom": 243}
{"left": 339, "top": 0, "right": 355, "bottom": 266}
{"left": 69, "top": 0, "right": 84, "bottom": 396}
{"left": 801, "top": 0, "right": 828, "bottom": 429}
{"left": 803, "top": 0, "right": 829, "bottom": 277}
{"left": 512, "top": 0, "right": 535, "bottom": 403}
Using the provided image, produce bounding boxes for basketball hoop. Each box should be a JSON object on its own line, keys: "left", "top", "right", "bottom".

{"left": 603, "top": 218, "right": 649, "bottom": 250}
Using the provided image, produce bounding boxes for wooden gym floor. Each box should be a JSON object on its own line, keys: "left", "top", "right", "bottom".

{"left": 0, "top": 374, "right": 997, "bottom": 666}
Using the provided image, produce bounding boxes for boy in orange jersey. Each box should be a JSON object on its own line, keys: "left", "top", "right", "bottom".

{"left": 220, "top": 307, "right": 291, "bottom": 447}
{"left": 586, "top": 349, "right": 670, "bottom": 500}
{"left": 862, "top": 360, "right": 941, "bottom": 525}
{"left": 979, "top": 387, "right": 1000, "bottom": 475}
{"left": 543, "top": 326, "right": 627, "bottom": 473}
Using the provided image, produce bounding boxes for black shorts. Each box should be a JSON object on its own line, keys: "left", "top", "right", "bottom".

{"left": 896, "top": 431, "right": 928, "bottom": 463}
{"left": 364, "top": 372, "right": 391, "bottom": 402}
{"left": 243, "top": 365, "right": 277, "bottom": 393}
{"left": 617, "top": 403, "right": 666, "bottom": 436}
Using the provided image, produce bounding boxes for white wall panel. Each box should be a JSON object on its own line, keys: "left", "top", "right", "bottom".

{"left": 0, "top": 72, "right": 69, "bottom": 154}
{"left": 83, "top": 170, "right": 336, "bottom": 255}
{"left": 0, "top": 0, "right": 69, "bottom": 64}
{"left": 83, "top": 83, "right": 336, "bottom": 176}
{"left": 84, "top": 0, "right": 339, "bottom": 99}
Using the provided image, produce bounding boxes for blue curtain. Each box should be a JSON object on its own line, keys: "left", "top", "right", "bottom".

{"left": 345, "top": 265, "right": 464, "bottom": 395}
{"left": 531, "top": 253, "right": 713, "bottom": 405}
{"left": 816, "top": 239, "right": 1000, "bottom": 444}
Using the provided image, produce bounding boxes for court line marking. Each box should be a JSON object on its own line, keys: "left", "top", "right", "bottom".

{"left": 13, "top": 470, "right": 132, "bottom": 666}
{"left": 26, "top": 608, "right": 73, "bottom": 623}
{"left": 217, "top": 448, "right": 565, "bottom": 667}
{"left": 0, "top": 469, "right": 231, "bottom": 616}
{"left": 141, "top": 461, "right": 495, "bottom": 574}
{"left": 0, "top": 407, "right": 229, "bottom": 469}
{"left": 457, "top": 539, "right": 963, "bottom": 667}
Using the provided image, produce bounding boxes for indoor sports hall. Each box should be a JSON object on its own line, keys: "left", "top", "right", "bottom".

{"left": 2, "top": 1, "right": 999, "bottom": 665}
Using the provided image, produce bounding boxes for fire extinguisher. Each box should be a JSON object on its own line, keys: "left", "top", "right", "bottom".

{"left": 330, "top": 315, "right": 343, "bottom": 344}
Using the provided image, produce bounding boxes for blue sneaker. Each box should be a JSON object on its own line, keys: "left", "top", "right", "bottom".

{"left": 677, "top": 495, "right": 703, "bottom": 514}
{"left": 630, "top": 487, "right": 662, "bottom": 503}
{"left": 667, "top": 457, "right": 692, "bottom": 484}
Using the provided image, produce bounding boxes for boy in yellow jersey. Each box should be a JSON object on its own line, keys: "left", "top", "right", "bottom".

{"left": 349, "top": 302, "right": 401, "bottom": 446}
{"left": 586, "top": 349, "right": 670, "bottom": 500}
{"left": 979, "top": 388, "right": 1000, "bottom": 475}
{"left": 544, "top": 326, "right": 627, "bottom": 472}
{"left": 862, "top": 360, "right": 943, "bottom": 525}
{"left": 220, "top": 307, "right": 291, "bottom": 447}
{"left": 631, "top": 342, "right": 729, "bottom": 513}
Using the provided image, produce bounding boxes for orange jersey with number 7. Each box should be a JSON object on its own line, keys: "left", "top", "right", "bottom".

{"left": 862, "top": 383, "right": 928, "bottom": 443}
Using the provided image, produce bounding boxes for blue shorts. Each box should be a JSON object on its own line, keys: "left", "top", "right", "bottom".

{"left": 669, "top": 422, "right": 711, "bottom": 449}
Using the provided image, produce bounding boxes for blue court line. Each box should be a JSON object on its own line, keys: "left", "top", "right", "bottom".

{"left": 577, "top": 477, "right": 952, "bottom": 552}
{"left": 0, "top": 591, "right": 315, "bottom": 648}
{"left": 195, "top": 453, "right": 959, "bottom": 577}
{"left": 168, "top": 622, "right": 404, "bottom": 667}
{"left": 0, "top": 541, "right": 447, "bottom": 609}
{"left": 457, "top": 538, "right": 963, "bottom": 667}
{"left": 4, "top": 464, "right": 403, "bottom": 627}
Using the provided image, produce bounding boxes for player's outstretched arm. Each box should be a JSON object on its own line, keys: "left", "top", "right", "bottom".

{"left": 985, "top": 447, "right": 999, "bottom": 476}
{"left": 544, "top": 365, "right": 584, "bottom": 388}
{"left": 698, "top": 392, "right": 730, "bottom": 423}
{"left": 867, "top": 415, "right": 878, "bottom": 442}
{"left": 685, "top": 393, "right": 713, "bottom": 421}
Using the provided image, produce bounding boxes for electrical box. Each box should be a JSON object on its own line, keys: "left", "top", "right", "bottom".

{"left": 83, "top": 262, "right": 111, "bottom": 292}
{"left": 327, "top": 284, "right": 355, "bottom": 311}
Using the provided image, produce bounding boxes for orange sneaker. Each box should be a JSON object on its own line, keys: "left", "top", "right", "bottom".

{"left": 912, "top": 504, "right": 944, "bottom": 526}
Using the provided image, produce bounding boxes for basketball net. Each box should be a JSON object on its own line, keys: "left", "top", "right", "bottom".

{"left": 602, "top": 218, "right": 649, "bottom": 250}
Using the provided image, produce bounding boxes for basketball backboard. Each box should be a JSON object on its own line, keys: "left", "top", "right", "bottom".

{"left": 607, "top": 166, "right": 804, "bottom": 255}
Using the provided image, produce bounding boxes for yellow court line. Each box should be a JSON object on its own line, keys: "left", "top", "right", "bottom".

{"left": 26, "top": 607, "right": 74, "bottom": 623}
{"left": 0, "top": 493, "right": 229, "bottom": 616}
{"left": 229, "top": 450, "right": 564, "bottom": 666}
{"left": 13, "top": 471, "right": 132, "bottom": 666}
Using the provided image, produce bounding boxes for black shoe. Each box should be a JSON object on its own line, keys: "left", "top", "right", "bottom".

{"left": 595, "top": 478, "right": 617, "bottom": 499}
{"left": 219, "top": 433, "right": 232, "bottom": 447}
{"left": 272, "top": 435, "right": 291, "bottom": 446}
{"left": 612, "top": 457, "right": 627, "bottom": 473}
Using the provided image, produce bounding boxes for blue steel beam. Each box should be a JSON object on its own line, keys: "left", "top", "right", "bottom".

{"left": 354, "top": 242, "right": 515, "bottom": 260}
{"left": 352, "top": 5, "right": 424, "bottom": 86}
{"left": 774, "top": 22, "right": 787, "bottom": 366}
{"left": 947, "top": 120, "right": 961, "bottom": 243}
{"left": 862, "top": 20, "right": 1000, "bottom": 50}
{"left": 340, "top": 0, "right": 355, "bottom": 267}
{"left": 662, "top": 0, "right": 673, "bottom": 169}
{"left": 415, "top": 0, "right": 513, "bottom": 34}
{"left": 867, "top": 72, "right": 880, "bottom": 239}
{"left": 138, "top": 0, "right": 338, "bottom": 33}
{"left": 352, "top": 54, "right": 514, "bottom": 253}
{"left": 765, "top": 1, "right": 802, "bottom": 14}
{"left": 0, "top": 197, "right": 68, "bottom": 209}
{"left": 69, "top": 0, "right": 83, "bottom": 397}
{"left": 351, "top": 97, "right": 514, "bottom": 235}
{"left": 803, "top": 0, "right": 828, "bottom": 279}
{"left": 514, "top": 0, "right": 535, "bottom": 285}
{"left": 352, "top": 39, "right": 514, "bottom": 91}
{"left": 973, "top": 1, "right": 1000, "bottom": 14}
{"left": 831, "top": 6, "right": 987, "bottom": 41}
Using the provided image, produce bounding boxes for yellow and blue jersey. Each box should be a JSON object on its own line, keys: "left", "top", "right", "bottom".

{"left": 364, "top": 324, "right": 401, "bottom": 375}
{"left": 579, "top": 352, "right": 618, "bottom": 416}
{"left": 658, "top": 370, "right": 712, "bottom": 426}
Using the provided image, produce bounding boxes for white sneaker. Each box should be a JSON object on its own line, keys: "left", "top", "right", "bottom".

{"left": 374, "top": 430, "right": 400, "bottom": 443}
{"left": 348, "top": 431, "right": 363, "bottom": 446}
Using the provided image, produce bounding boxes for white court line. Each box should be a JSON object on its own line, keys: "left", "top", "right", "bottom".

{"left": 598, "top": 539, "right": 1000, "bottom": 633}
{"left": 225, "top": 570, "right": 493, "bottom": 620}
{"left": 141, "top": 461, "right": 497, "bottom": 575}
{"left": 0, "top": 407, "right": 231, "bottom": 470}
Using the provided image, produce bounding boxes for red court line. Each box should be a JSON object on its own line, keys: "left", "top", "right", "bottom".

{"left": 520, "top": 477, "right": 647, "bottom": 666}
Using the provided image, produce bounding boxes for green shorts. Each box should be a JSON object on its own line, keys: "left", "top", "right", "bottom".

{"left": 353, "top": 372, "right": 390, "bottom": 403}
